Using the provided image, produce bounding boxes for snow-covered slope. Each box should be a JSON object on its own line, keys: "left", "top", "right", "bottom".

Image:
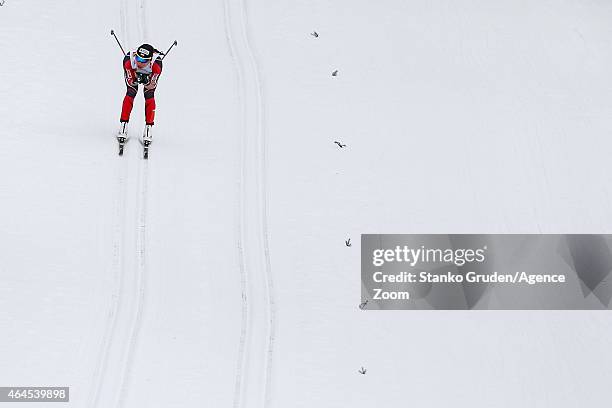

{"left": 1, "top": 0, "right": 612, "bottom": 407}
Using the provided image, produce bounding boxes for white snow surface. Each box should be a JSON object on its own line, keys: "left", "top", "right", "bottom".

{"left": 2, "top": 0, "right": 612, "bottom": 407}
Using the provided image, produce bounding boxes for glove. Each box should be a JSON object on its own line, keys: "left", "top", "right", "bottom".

{"left": 136, "top": 72, "right": 151, "bottom": 85}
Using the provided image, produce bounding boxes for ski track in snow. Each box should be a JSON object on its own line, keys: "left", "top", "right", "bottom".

{"left": 222, "top": 2, "right": 248, "bottom": 406}
{"left": 88, "top": 156, "right": 128, "bottom": 408}
{"left": 88, "top": 0, "right": 150, "bottom": 406}
{"left": 119, "top": 159, "right": 149, "bottom": 408}
{"left": 137, "top": 0, "right": 148, "bottom": 44}
{"left": 87, "top": 1, "right": 132, "bottom": 407}
{"left": 90, "top": 0, "right": 274, "bottom": 405}
{"left": 118, "top": 0, "right": 150, "bottom": 405}
{"left": 224, "top": 0, "right": 275, "bottom": 407}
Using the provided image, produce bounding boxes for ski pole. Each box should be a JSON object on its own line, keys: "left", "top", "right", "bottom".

{"left": 110, "top": 29, "right": 126, "bottom": 56}
{"left": 161, "top": 40, "right": 178, "bottom": 60}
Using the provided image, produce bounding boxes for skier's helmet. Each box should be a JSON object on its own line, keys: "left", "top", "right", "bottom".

{"left": 136, "top": 44, "right": 155, "bottom": 62}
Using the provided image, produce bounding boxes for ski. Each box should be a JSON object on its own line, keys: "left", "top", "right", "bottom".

{"left": 143, "top": 141, "right": 150, "bottom": 160}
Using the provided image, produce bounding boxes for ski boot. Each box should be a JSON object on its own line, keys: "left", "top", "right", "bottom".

{"left": 117, "top": 121, "right": 128, "bottom": 156}
{"left": 142, "top": 124, "right": 153, "bottom": 146}
{"left": 142, "top": 124, "right": 153, "bottom": 159}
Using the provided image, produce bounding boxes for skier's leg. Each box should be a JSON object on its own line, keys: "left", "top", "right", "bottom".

{"left": 120, "top": 86, "right": 138, "bottom": 124}
{"left": 118, "top": 59, "right": 138, "bottom": 136}
{"left": 144, "top": 89, "right": 156, "bottom": 126}
{"left": 142, "top": 88, "right": 156, "bottom": 145}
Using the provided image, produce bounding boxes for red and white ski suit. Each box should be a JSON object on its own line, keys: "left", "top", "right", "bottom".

{"left": 120, "top": 52, "right": 162, "bottom": 125}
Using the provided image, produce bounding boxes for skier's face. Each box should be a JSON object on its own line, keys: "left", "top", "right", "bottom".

{"left": 135, "top": 54, "right": 150, "bottom": 68}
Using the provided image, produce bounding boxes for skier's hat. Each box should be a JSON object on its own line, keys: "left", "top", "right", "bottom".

{"left": 136, "top": 44, "right": 156, "bottom": 60}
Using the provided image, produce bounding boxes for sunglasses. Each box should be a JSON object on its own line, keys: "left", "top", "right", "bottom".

{"left": 135, "top": 55, "right": 150, "bottom": 63}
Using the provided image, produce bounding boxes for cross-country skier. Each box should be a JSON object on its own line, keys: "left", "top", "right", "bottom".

{"left": 117, "top": 43, "right": 162, "bottom": 147}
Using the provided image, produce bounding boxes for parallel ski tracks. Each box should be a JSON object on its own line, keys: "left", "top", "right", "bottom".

{"left": 223, "top": 0, "right": 275, "bottom": 407}
{"left": 88, "top": 0, "right": 150, "bottom": 406}
{"left": 118, "top": 159, "right": 149, "bottom": 408}
{"left": 91, "top": 0, "right": 273, "bottom": 406}
{"left": 87, "top": 1, "right": 132, "bottom": 406}
{"left": 88, "top": 156, "right": 129, "bottom": 408}
{"left": 117, "top": 0, "right": 151, "bottom": 405}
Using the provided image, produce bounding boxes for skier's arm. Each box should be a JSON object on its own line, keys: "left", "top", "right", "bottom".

{"left": 144, "top": 59, "right": 162, "bottom": 90}
{"left": 123, "top": 55, "right": 138, "bottom": 89}
{"left": 120, "top": 55, "right": 137, "bottom": 123}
